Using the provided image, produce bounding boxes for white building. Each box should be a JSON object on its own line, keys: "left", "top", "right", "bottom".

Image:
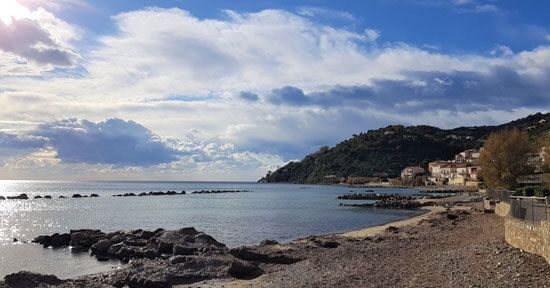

{"left": 401, "top": 166, "right": 425, "bottom": 180}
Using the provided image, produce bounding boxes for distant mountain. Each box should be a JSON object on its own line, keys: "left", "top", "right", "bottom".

{"left": 261, "top": 112, "right": 550, "bottom": 183}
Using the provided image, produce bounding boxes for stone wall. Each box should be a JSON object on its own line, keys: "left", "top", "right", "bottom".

{"left": 495, "top": 202, "right": 510, "bottom": 217}
{"left": 504, "top": 217, "right": 550, "bottom": 264}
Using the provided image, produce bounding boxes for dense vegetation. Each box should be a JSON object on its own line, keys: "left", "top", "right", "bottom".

{"left": 261, "top": 113, "right": 550, "bottom": 184}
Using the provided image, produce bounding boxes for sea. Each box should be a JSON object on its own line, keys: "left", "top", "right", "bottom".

{"left": 0, "top": 180, "right": 424, "bottom": 279}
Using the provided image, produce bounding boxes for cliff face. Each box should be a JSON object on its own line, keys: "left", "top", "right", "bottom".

{"left": 261, "top": 113, "right": 550, "bottom": 183}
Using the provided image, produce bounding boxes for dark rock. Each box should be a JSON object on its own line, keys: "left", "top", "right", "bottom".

{"left": 137, "top": 230, "right": 156, "bottom": 240}
{"left": 34, "top": 195, "right": 42, "bottom": 199}
{"left": 260, "top": 239, "right": 279, "bottom": 246}
{"left": 90, "top": 194, "right": 100, "bottom": 197}
{"left": 157, "top": 241, "right": 174, "bottom": 254}
{"left": 320, "top": 241, "right": 339, "bottom": 248}
{"left": 7, "top": 194, "right": 28, "bottom": 200}
{"left": 0, "top": 196, "right": 5, "bottom": 200}
{"left": 126, "top": 276, "right": 169, "bottom": 288}
{"left": 125, "top": 238, "right": 148, "bottom": 247}
{"left": 50, "top": 233, "right": 71, "bottom": 247}
{"left": 44, "top": 195, "right": 52, "bottom": 199}
{"left": 59, "top": 196, "right": 66, "bottom": 199}
{"left": 96, "top": 256, "right": 110, "bottom": 262}
{"left": 116, "top": 246, "right": 137, "bottom": 259}
{"left": 227, "top": 261, "right": 263, "bottom": 279}
{"left": 13, "top": 238, "right": 18, "bottom": 242}
{"left": 72, "top": 194, "right": 83, "bottom": 198}
{"left": 194, "top": 233, "right": 226, "bottom": 247}
{"left": 92, "top": 239, "right": 112, "bottom": 255}
{"left": 173, "top": 245, "right": 197, "bottom": 255}
{"left": 32, "top": 235, "right": 51, "bottom": 246}
{"left": 70, "top": 229, "right": 106, "bottom": 250}
{"left": 111, "top": 234, "right": 123, "bottom": 244}
{"left": 138, "top": 192, "right": 147, "bottom": 196}
{"left": 4, "top": 271, "right": 63, "bottom": 287}
{"left": 386, "top": 226, "right": 399, "bottom": 233}
{"left": 107, "top": 243, "right": 123, "bottom": 255}
{"left": 143, "top": 249, "right": 159, "bottom": 260}
{"left": 446, "top": 213, "right": 458, "bottom": 220}
{"left": 229, "top": 247, "right": 301, "bottom": 264}
{"left": 169, "top": 255, "right": 190, "bottom": 264}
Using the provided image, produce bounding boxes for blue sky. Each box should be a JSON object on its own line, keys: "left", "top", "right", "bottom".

{"left": 0, "top": 0, "right": 549, "bottom": 180}
{"left": 66, "top": 0, "right": 550, "bottom": 53}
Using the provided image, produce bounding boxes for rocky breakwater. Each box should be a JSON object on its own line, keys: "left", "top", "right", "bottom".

{"left": 338, "top": 193, "right": 422, "bottom": 209}
{"left": 113, "top": 190, "right": 186, "bottom": 197}
{"left": 16, "top": 227, "right": 301, "bottom": 288}
{"left": 0, "top": 194, "right": 99, "bottom": 200}
{"left": 337, "top": 193, "right": 414, "bottom": 201}
{"left": 1, "top": 194, "right": 29, "bottom": 200}
{"left": 191, "top": 189, "right": 251, "bottom": 194}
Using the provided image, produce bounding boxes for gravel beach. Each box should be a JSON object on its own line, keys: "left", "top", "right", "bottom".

{"left": 189, "top": 204, "right": 550, "bottom": 288}
{"left": 2, "top": 202, "right": 550, "bottom": 288}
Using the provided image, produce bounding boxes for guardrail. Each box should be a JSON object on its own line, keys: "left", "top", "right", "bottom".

{"left": 509, "top": 196, "right": 550, "bottom": 223}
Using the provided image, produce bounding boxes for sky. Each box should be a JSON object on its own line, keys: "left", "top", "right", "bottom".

{"left": 0, "top": 0, "right": 549, "bottom": 181}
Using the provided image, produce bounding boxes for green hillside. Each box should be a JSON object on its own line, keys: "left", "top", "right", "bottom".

{"left": 261, "top": 112, "right": 550, "bottom": 183}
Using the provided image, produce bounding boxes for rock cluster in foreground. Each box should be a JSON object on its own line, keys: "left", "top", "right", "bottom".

{"left": 1, "top": 227, "right": 301, "bottom": 288}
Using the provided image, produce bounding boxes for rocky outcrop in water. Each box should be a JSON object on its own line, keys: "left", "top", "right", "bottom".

{"left": 113, "top": 191, "right": 186, "bottom": 197}
{"left": 5, "top": 194, "right": 28, "bottom": 200}
{"left": 32, "top": 227, "right": 229, "bottom": 263}
{"left": 337, "top": 193, "right": 414, "bottom": 200}
{"left": 15, "top": 227, "right": 297, "bottom": 288}
{"left": 191, "top": 190, "right": 251, "bottom": 194}
{"left": 339, "top": 199, "right": 422, "bottom": 209}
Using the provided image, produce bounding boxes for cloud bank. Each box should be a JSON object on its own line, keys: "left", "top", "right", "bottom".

{"left": 1, "top": 6, "right": 550, "bottom": 180}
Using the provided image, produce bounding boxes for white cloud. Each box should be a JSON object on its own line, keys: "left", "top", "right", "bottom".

{"left": 0, "top": 1, "right": 81, "bottom": 74}
{"left": 364, "top": 29, "right": 380, "bottom": 42}
{"left": 490, "top": 45, "right": 513, "bottom": 57}
{"left": 1, "top": 7, "right": 550, "bottom": 180}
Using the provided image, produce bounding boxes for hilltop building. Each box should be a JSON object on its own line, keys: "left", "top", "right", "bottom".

{"left": 401, "top": 166, "right": 425, "bottom": 180}
{"left": 427, "top": 149, "right": 481, "bottom": 186}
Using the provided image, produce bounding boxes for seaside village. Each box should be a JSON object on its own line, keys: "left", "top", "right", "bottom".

{"left": 400, "top": 148, "right": 547, "bottom": 188}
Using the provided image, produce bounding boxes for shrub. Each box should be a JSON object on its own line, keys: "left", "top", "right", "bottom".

{"left": 523, "top": 186, "right": 535, "bottom": 197}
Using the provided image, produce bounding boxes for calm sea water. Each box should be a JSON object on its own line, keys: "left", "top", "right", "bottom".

{"left": 0, "top": 181, "right": 422, "bottom": 279}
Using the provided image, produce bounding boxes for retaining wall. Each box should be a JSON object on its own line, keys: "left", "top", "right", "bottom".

{"left": 504, "top": 217, "right": 550, "bottom": 264}
{"left": 495, "top": 202, "right": 510, "bottom": 217}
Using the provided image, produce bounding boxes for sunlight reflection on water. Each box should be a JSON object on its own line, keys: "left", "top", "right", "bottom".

{"left": 0, "top": 181, "right": 423, "bottom": 279}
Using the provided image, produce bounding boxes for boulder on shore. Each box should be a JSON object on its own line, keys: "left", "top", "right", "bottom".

{"left": 3, "top": 272, "right": 63, "bottom": 287}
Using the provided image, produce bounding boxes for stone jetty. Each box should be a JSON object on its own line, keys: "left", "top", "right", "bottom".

{"left": 339, "top": 199, "right": 423, "bottom": 209}
{"left": 337, "top": 193, "right": 414, "bottom": 201}
{"left": 113, "top": 190, "right": 186, "bottom": 197}
{"left": 191, "top": 190, "right": 251, "bottom": 194}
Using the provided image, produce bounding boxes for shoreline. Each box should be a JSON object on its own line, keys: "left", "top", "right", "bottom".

{"left": 338, "top": 206, "right": 439, "bottom": 238}
{"left": 3, "top": 200, "right": 550, "bottom": 287}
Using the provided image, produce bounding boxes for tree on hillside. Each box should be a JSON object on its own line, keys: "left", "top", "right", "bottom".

{"left": 540, "top": 133, "right": 550, "bottom": 171}
{"left": 478, "top": 129, "right": 531, "bottom": 189}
